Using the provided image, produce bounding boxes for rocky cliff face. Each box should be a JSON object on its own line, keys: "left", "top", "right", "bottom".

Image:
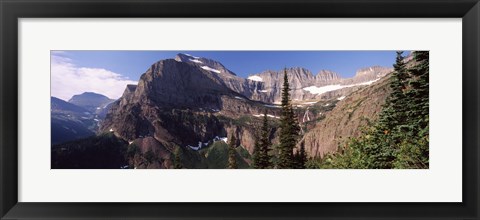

{"left": 101, "top": 56, "right": 279, "bottom": 159}
{"left": 131, "top": 58, "right": 240, "bottom": 109}
{"left": 247, "top": 67, "right": 317, "bottom": 103}
{"left": 316, "top": 70, "right": 341, "bottom": 83}
{"left": 174, "top": 53, "right": 263, "bottom": 99}
{"left": 299, "top": 74, "right": 392, "bottom": 158}
{"left": 128, "top": 136, "right": 173, "bottom": 169}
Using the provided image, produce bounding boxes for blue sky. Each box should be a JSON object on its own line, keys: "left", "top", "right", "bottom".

{"left": 51, "top": 50, "right": 405, "bottom": 100}
{"left": 56, "top": 51, "right": 403, "bottom": 78}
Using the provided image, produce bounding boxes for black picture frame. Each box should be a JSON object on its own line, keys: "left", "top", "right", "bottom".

{"left": 1, "top": 0, "right": 479, "bottom": 219}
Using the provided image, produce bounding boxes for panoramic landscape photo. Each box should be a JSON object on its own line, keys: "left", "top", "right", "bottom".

{"left": 51, "top": 51, "right": 429, "bottom": 169}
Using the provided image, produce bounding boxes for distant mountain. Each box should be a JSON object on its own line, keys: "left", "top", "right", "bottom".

{"left": 51, "top": 97, "right": 95, "bottom": 145}
{"left": 246, "top": 66, "right": 392, "bottom": 103}
{"left": 51, "top": 96, "right": 89, "bottom": 113}
{"left": 316, "top": 70, "right": 341, "bottom": 82}
{"left": 68, "top": 92, "right": 115, "bottom": 113}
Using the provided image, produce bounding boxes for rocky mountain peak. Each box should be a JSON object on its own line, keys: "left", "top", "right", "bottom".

{"left": 316, "top": 70, "right": 341, "bottom": 82}
{"left": 289, "top": 67, "right": 314, "bottom": 76}
{"left": 354, "top": 66, "right": 392, "bottom": 78}
{"left": 68, "top": 92, "right": 114, "bottom": 113}
{"left": 68, "top": 92, "right": 110, "bottom": 102}
{"left": 174, "top": 53, "right": 237, "bottom": 76}
{"left": 130, "top": 58, "right": 237, "bottom": 109}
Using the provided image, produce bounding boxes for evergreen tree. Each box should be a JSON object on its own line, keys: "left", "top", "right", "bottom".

{"left": 369, "top": 51, "right": 411, "bottom": 168}
{"left": 292, "top": 151, "right": 300, "bottom": 168}
{"left": 252, "top": 136, "right": 261, "bottom": 169}
{"left": 174, "top": 147, "right": 183, "bottom": 169}
{"left": 405, "top": 51, "right": 429, "bottom": 130}
{"left": 297, "top": 141, "right": 307, "bottom": 169}
{"left": 377, "top": 51, "right": 409, "bottom": 133}
{"left": 227, "top": 135, "right": 238, "bottom": 169}
{"left": 292, "top": 142, "right": 307, "bottom": 169}
{"left": 394, "top": 51, "right": 429, "bottom": 168}
{"left": 278, "top": 68, "right": 300, "bottom": 168}
{"left": 257, "top": 112, "right": 273, "bottom": 168}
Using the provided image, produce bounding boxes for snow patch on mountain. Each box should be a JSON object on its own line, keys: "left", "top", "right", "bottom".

{"left": 356, "top": 79, "right": 380, "bottom": 86}
{"left": 184, "top": 53, "right": 200, "bottom": 59}
{"left": 264, "top": 104, "right": 281, "bottom": 108}
{"left": 303, "top": 79, "right": 380, "bottom": 95}
{"left": 248, "top": 75, "right": 263, "bottom": 82}
{"left": 188, "top": 142, "right": 203, "bottom": 151}
{"left": 187, "top": 136, "right": 228, "bottom": 151}
{"left": 201, "top": 66, "right": 221, "bottom": 73}
{"left": 189, "top": 58, "right": 203, "bottom": 64}
{"left": 253, "top": 114, "right": 280, "bottom": 119}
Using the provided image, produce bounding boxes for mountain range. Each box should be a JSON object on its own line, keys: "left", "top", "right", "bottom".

{"left": 52, "top": 53, "right": 397, "bottom": 169}
{"left": 51, "top": 93, "right": 114, "bottom": 144}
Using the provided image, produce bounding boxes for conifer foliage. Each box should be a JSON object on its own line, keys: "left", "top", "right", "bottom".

{"left": 228, "top": 135, "right": 238, "bottom": 169}
{"left": 322, "top": 51, "right": 430, "bottom": 169}
{"left": 174, "top": 147, "right": 183, "bottom": 169}
{"left": 278, "top": 69, "right": 301, "bottom": 168}
{"left": 296, "top": 141, "right": 308, "bottom": 169}
{"left": 252, "top": 136, "right": 261, "bottom": 169}
{"left": 394, "top": 51, "right": 429, "bottom": 168}
{"left": 253, "top": 112, "right": 274, "bottom": 168}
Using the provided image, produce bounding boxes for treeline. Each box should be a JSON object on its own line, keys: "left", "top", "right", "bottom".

{"left": 227, "top": 69, "right": 306, "bottom": 169}
{"left": 320, "top": 51, "right": 429, "bottom": 169}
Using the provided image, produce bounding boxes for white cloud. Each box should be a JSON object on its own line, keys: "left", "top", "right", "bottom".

{"left": 51, "top": 54, "right": 137, "bottom": 101}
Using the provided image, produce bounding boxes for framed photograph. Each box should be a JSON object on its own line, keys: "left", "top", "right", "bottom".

{"left": 1, "top": 0, "right": 479, "bottom": 219}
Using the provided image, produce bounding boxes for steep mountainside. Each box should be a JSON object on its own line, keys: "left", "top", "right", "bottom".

{"left": 299, "top": 74, "right": 392, "bottom": 158}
